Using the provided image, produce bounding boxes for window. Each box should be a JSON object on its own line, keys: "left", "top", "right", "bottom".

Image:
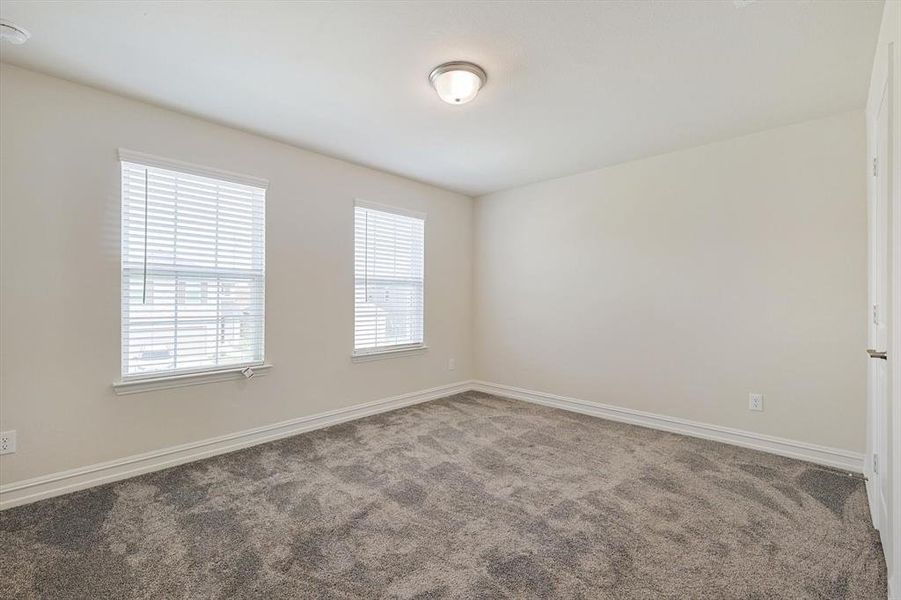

{"left": 120, "top": 151, "right": 266, "bottom": 379}
{"left": 354, "top": 201, "right": 425, "bottom": 356}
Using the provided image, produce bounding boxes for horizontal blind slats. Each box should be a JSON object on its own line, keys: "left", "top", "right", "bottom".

{"left": 121, "top": 161, "right": 266, "bottom": 378}
{"left": 354, "top": 205, "right": 424, "bottom": 353}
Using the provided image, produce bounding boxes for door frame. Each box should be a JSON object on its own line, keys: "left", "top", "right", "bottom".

{"left": 889, "top": 40, "right": 901, "bottom": 600}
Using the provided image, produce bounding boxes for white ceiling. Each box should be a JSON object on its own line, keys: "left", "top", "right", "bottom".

{"left": 0, "top": 1, "right": 885, "bottom": 196}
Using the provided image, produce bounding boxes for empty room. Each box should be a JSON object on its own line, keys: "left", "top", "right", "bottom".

{"left": 1, "top": 1, "right": 899, "bottom": 598}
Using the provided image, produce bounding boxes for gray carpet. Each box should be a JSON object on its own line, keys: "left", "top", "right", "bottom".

{"left": 0, "top": 392, "right": 886, "bottom": 599}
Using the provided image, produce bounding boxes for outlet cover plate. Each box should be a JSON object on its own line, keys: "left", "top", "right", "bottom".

{"left": 749, "top": 393, "right": 764, "bottom": 412}
{"left": 0, "top": 430, "right": 16, "bottom": 454}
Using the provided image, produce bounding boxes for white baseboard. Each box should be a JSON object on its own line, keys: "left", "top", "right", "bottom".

{"left": 0, "top": 380, "right": 473, "bottom": 510}
{"left": 1, "top": 379, "right": 865, "bottom": 510}
{"left": 471, "top": 380, "right": 865, "bottom": 473}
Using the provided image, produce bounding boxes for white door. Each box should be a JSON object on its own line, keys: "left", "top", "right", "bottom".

{"left": 868, "top": 76, "right": 890, "bottom": 532}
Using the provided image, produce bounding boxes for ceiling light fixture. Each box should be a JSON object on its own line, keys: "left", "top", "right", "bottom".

{"left": 0, "top": 19, "right": 30, "bottom": 45}
{"left": 429, "top": 61, "right": 487, "bottom": 105}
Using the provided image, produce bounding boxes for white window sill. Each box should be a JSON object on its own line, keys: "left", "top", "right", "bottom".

{"left": 351, "top": 345, "right": 428, "bottom": 363}
{"left": 113, "top": 363, "right": 273, "bottom": 395}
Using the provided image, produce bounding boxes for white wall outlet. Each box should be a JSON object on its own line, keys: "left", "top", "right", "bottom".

{"left": 0, "top": 430, "right": 16, "bottom": 455}
{"left": 448, "top": 357, "right": 456, "bottom": 371}
{"left": 749, "top": 393, "right": 764, "bottom": 412}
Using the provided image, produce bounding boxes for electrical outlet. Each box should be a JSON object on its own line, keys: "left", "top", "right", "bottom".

{"left": 448, "top": 357, "right": 456, "bottom": 371}
{"left": 749, "top": 393, "right": 764, "bottom": 412}
{"left": 0, "top": 430, "right": 16, "bottom": 455}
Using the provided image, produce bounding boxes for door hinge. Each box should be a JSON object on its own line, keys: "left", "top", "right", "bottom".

{"left": 873, "top": 157, "right": 878, "bottom": 177}
{"left": 874, "top": 453, "right": 879, "bottom": 474}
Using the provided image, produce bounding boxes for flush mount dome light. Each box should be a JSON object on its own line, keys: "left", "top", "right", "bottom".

{"left": 0, "top": 20, "right": 30, "bottom": 45}
{"left": 429, "top": 61, "right": 486, "bottom": 105}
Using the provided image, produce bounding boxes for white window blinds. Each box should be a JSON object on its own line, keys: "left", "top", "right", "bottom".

{"left": 120, "top": 154, "right": 266, "bottom": 379}
{"left": 354, "top": 202, "right": 425, "bottom": 355}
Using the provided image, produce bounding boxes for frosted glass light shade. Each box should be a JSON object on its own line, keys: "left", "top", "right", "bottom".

{"left": 429, "top": 62, "right": 487, "bottom": 105}
{"left": 0, "top": 20, "right": 30, "bottom": 45}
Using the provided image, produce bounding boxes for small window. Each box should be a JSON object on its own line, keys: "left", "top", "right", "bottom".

{"left": 120, "top": 152, "right": 266, "bottom": 379}
{"left": 354, "top": 201, "right": 425, "bottom": 356}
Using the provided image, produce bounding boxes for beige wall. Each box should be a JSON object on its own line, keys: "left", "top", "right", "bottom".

{"left": 0, "top": 64, "right": 474, "bottom": 484}
{"left": 0, "top": 63, "right": 872, "bottom": 490}
{"left": 474, "top": 111, "right": 867, "bottom": 452}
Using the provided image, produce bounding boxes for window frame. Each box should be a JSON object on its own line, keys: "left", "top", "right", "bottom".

{"left": 352, "top": 199, "right": 427, "bottom": 360}
{"left": 116, "top": 149, "right": 269, "bottom": 389}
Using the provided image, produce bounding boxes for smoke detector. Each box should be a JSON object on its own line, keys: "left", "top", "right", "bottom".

{"left": 0, "top": 20, "right": 30, "bottom": 45}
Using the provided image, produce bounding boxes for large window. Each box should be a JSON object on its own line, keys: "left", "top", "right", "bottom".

{"left": 120, "top": 151, "right": 266, "bottom": 379}
{"left": 354, "top": 201, "right": 425, "bottom": 356}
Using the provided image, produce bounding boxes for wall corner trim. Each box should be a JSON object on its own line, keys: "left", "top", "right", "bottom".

{"left": 471, "top": 380, "right": 865, "bottom": 473}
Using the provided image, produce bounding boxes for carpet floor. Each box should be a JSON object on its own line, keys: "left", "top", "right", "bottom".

{"left": 0, "top": 391, "right": 886, "bottom": 599}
